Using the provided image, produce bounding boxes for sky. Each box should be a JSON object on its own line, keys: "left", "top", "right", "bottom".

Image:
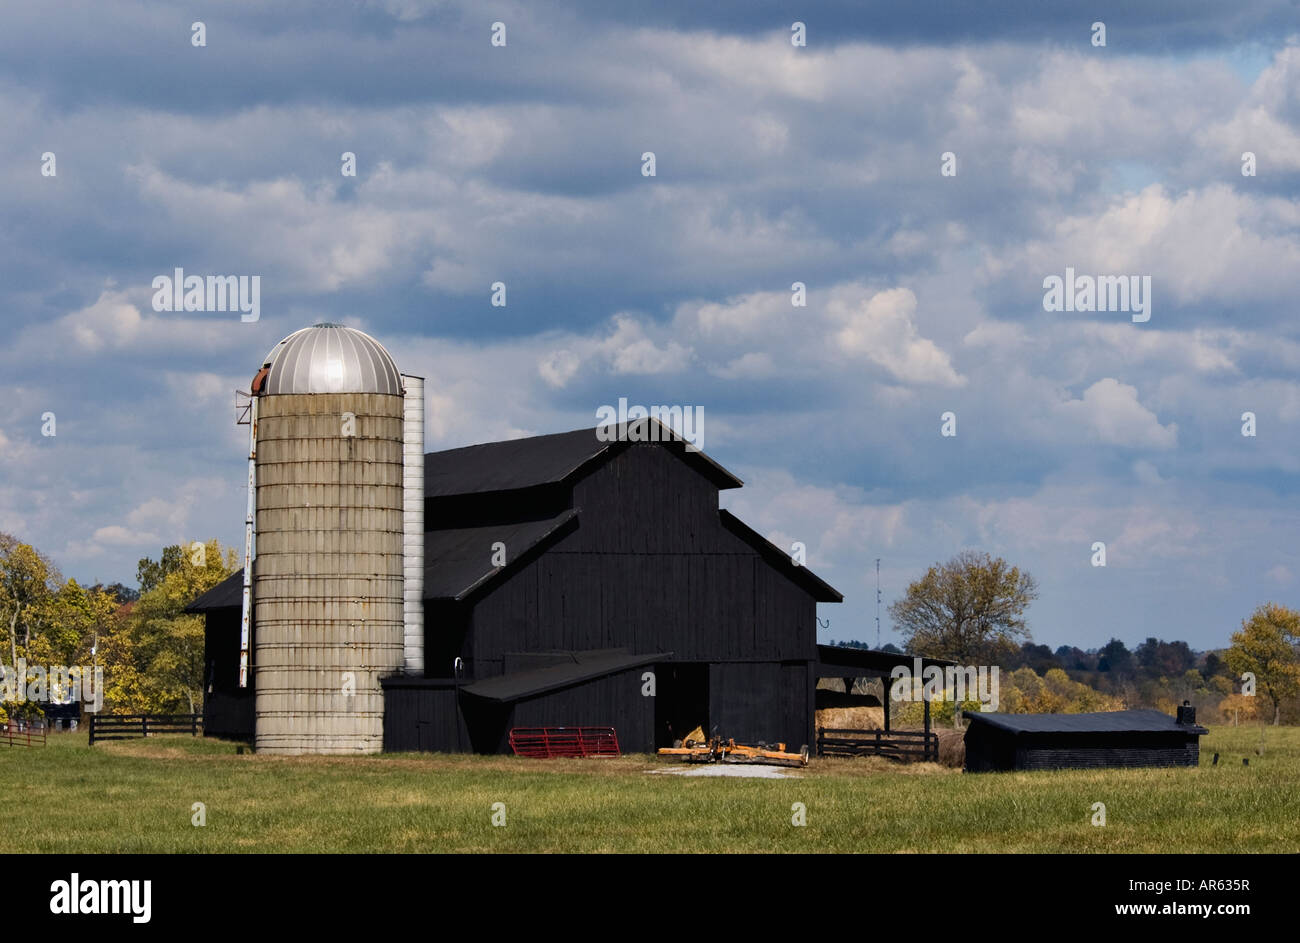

{"left": 1, "top": 0, "right": 1297, "bottom": 653}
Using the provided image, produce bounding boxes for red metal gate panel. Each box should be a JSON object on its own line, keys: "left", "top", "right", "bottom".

{"left": 508, "top": 726, "right": 620, "bottom": 758}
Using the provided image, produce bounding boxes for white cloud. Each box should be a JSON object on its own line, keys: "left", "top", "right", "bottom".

{"left": 832, "top": 288, "right": 966, "bottom": 387}
{"left": 1057, "top": 378, "right": 1178, "bottom": 449}
{"left": 538, "top": 348, "right": 582, "bottom": 388}
{"left": 599, "top": 315, "right": 692, "bottom": 374}
{"left": 1266, "top": 564, "right": 1294, "bottom": 585}
{"left": 711, "top": 351, "right": 775, "bottom": 379}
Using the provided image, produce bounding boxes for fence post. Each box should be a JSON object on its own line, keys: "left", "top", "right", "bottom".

{"left": 192, "top": 714, "right": 198, "bottom": 736}
{"left": 142, "top": 715, "right": 149, "bottom": 738}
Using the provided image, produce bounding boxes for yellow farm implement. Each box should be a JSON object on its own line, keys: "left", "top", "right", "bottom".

{"left": 657, "top": 726, "right": 810, "bottom": 767}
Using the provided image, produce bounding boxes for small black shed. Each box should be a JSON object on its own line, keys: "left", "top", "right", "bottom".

{"left": 962, "top": 707, "right": 1208, "bottom": 772}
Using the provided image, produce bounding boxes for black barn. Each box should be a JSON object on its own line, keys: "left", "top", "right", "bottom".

{"left": 962, "top": 707, "right": 1209, "bottom": 772}
{"left": 189, "top": 423, "right": 843, "bottom": 753}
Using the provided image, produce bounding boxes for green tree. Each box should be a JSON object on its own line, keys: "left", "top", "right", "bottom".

{"left": 0, "top": 534, "right": 60, "bottom": 669}
{"left": 112, "top": 539, "right": 238, "bottom": 714}
{"left": 1097, "top": 638, "right": 1134, "bottom": 674}
{"left": 34, "top": 578, "right": 117, "bottom": 668}
{"left": 136, "top": 545, "right": 185, "bottom": 596}
{"left": 888, "top": 550, "right": 1038, "bottom": 662}
{"left": 1224, "top": 603, "right": 1300, "bottom": 726}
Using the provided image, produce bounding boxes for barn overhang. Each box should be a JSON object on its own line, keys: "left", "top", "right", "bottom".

{"left": 186, "top": 571, "right": 249, "bottom": 613}
{"left": 815, "top": 645, "right": 954, "bottom": 679}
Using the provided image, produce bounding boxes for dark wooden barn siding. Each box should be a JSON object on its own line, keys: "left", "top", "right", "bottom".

{"left": 708, "top": 661, "right": 811, "bottom": 749}
{"left": 469, "top": 549, "right": 811, "bottom": 671}
{"left": 1017, "top": 734, "right": 1201, "bottom": 770}
{"left": 382, "top": 679, "right": 470, "bottom": 752}
{"left": 564, "top": 442, "right": 727, "bottom": 555}
{"left": 202, "top": 610, "right": 254, "bottom": 740}
{"left": 509, "top": 667, "right": 655, "bottom": 754}
{"left": 468, "top": 445, "right": 814, "bottom": 674}
{"left": 963, "top": 726, "right": 1017, "bottom": 772}
{"left": 965, "top": 728, "right": 1202, "bottom": 772}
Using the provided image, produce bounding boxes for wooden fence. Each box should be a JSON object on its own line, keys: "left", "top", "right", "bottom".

{"left": 817, "top": 727, "right": 939, "bottom": 762}
{"left": 89, "top": 713, "right": 202, "bottom": 746}
{"left": 1, "top": 721, "right": 48, "bottom": 747}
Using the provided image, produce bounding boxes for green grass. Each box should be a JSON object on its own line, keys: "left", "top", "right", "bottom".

{"left": 1, "top": 725, "right": 1297, "bottom": 852}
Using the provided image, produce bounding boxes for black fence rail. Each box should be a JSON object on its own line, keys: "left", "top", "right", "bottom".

{"left": 89, "top": 713, "right": 202, "bottom": 746}
{"left": 817, "top": 727, "right": 939, "bottom": 762}
{"left": 1, "top": 721, "right": 48, "bottom": 747}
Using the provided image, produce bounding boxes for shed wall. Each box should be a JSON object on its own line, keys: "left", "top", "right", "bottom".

{"left": 381, "top": 679, "right": 469, "bottom": 752}
{"left": 964, "top": 727, "right": 1203, "bottom": 771}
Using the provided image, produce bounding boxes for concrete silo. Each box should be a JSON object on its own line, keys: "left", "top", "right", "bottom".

{"left": 251, "top": 323, "right": 407, "bottom": 754}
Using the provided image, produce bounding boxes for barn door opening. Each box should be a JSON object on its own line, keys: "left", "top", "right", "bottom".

{"left": 655, "top": 663, "right": 709, "bottom": 748}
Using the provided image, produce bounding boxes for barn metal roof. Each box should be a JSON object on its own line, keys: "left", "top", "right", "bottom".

{"left": 185, "top": 573, "right": 247, "bottom": 612}
{"left": 261, "top": 323, "right": 403, "bottom": 396}
{"left": 422, "top": 509, "right": 579, "bottom": 601}
{"left": 962, "top": 709, "right": 1208, "bottom": 735}
{"left": 424, "top": 419, "right": 743, "bottom": 498}
{"left": 460, "top": 649, "right": 668, "bottom": 703}
{"left": 187, "top": 511, "right": 579, "bottom": 611}
{"left": 816, "top": 644, "right": 954, "bottom": 676}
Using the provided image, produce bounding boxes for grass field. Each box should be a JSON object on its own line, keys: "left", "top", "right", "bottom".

{"left": 2, "top": 725, "right": 1297, "bottom": 853}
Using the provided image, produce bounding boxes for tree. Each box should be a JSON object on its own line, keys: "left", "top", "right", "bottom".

{"left": 1097, "top": 638, "right": 1134, "bottom": 675}
{"left": 1055, "top": 645, "right": 1096, "bottom": 671}
{"left": 1224, "top": 603, "right": 1300, "bottom": 726}
{"left": 888, "top": 550, "right": 1038, "bottom": 662}
{"left": 1136, "top": 637, "right": 1196, "bottom": 678}
{"left": 0, "top": 534, "right": 60, "bottom": 671}
{"left": 90, "top": 582, "right": 139, "bottom": 604}
{"left": 112, "top": 539, "right": 238, "bottom": 714}
{"left": 136, "top": 545, "right": 185, "bottom": 596}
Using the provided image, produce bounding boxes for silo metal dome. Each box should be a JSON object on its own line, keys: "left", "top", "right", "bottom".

{"left": 262, "top": 322, "right": 403, "bottom": 396}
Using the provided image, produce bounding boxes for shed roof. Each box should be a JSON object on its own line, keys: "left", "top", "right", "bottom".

{"left": 962, "top": 709, "right": 1207, "bottom": 735}
{"left": 460, "top": 649, "right": 668, "bottom": 703}
{"left": 185, "top": 572, "right": 247, "bottom": 613}
{"left": 815, "top": 645, "right": 954, "bottom": 676}
{"left": 424, "top": 419, "right": 743, "bottom": 499}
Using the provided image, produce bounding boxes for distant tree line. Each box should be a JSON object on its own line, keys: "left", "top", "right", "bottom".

{"left": 833, "top": 550, "right": 1300, "bottom": 724}
{"left": 0, "top": 534, "right": 238, "bottom": 722}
